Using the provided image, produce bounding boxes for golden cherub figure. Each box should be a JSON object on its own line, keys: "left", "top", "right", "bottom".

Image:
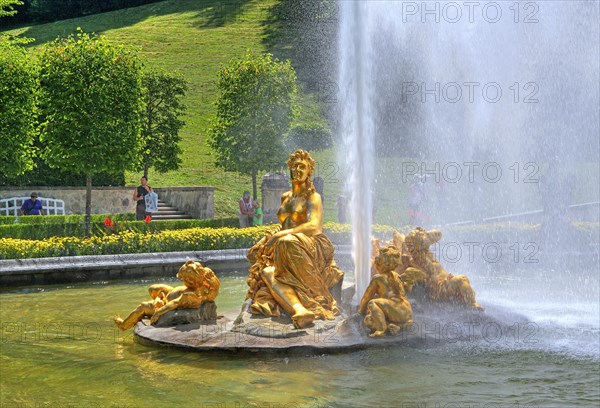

{"left": 359, "top": 245, "right": 414, "bottom": 338}
{"left": 392, "top": 227, "right": 483, "bottom": 310}
{"left": 114, "top": 260, "right": 220, "bottom": 330}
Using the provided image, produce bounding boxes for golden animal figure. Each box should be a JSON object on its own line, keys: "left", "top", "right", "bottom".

{"left": 245, "top": 150, "right": 344, "bottom": 329}
{"left": 114, "top": 260, "right": 220, "bottom": 330}
{"left": 387, "top": 227, "right": 483, "bottom": 310}
{"left": 359, "top": 245, "right": 414, "bottom": 337}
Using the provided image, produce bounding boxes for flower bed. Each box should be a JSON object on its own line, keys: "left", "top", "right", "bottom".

{"left": 0, "top": 225, "right": 270, "bottom": 259}
{"left": 1, "top": 221, "right": 596, "bottom": 260}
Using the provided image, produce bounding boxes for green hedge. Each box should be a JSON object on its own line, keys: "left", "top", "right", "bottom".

{"left": 0, "top": 158, "right": 124, "bottom": 187}
{"left": 0, "top": 216, "right": 240, "bottom": 239}
{"left": 0, "top": 213, "right": 135, "bottom": 225}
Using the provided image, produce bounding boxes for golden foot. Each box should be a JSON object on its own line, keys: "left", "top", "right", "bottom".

{"left": 387, "top": 324, "right": 401, "bottom": 335}
{"left": 291, "top": 310, "right": 315, "bottom": 329}
{"left": 369, "top": 330, "right": 386, "bottom": 338}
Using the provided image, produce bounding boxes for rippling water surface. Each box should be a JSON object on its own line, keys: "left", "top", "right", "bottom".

{"left": 1, "top": 269, "right": 598, "bottom": 408}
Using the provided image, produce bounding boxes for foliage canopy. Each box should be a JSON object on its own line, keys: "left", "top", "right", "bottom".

{"left": 208, "top": 51, "right": 298, "bottom": 198}
{"left": 37, "top": 29, "right": 144, "bottom": 234}
{"left": 0, "top": 0, "right": 21, "bottom": 17}
{"left": 287, "top": 122, "right": 333, "bottom": 152}
{"left": 0, "top": 39, "right": 37, "bottom": 177}
{"left": 138, "top": 70, "right": 187, "bottom": 179}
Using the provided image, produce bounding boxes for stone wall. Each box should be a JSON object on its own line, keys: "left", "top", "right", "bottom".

{"left": 260, "top": 173, "right": 289, "bottom": 224}
{"left": 0, "top": 186, "right": 214, "bottom": 218}
{"left": 0, "top": 187, "right": 133, "bottom": 215}
{"left": 154, "top": 187, "right": 214, "bottom": 219}
{"left": 0, "top": 250, "right": 249, "bottom": 287}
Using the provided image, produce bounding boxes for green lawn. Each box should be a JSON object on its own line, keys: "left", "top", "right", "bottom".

{"left": 3, "top": 0, "right": 333, "bottom": 218}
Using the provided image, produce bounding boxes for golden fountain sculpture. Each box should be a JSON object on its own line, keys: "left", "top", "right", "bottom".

{"left": 381, "top": 227, "right": 483, "bottom": 310}
{"left": 359, "top": 245, "right": 415, "bottom": 337}
{"left": 114, "top": 260, "right": 220, "bottom": 330}
{"left": 245, "top": 149, "right": 344, "bottom": 329}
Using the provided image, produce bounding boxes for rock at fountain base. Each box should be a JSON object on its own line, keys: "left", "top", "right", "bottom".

{"left": 231, "top": 310, "right": 351, "bottom": 339}
{"left": 153, "top": 302, "right": 218, "bottom": 327}
{"left": 133, "top": 302, "right": 529, "bottom": 354}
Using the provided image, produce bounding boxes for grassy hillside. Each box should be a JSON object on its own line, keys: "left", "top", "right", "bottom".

{"left": 3, "top": 0, "right": 336, "bottom": 218}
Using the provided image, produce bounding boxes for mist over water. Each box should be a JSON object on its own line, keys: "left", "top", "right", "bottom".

{"left": 338, "top": 0, "right": 599, "bottom": 354}
{"left": 340, "top": 0, "right": 599, "bottom": 221}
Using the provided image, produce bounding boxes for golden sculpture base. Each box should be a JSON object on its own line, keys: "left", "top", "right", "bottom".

{"left": 152, "top": 302, "right": 218, "bottom": 327}
{"left": 132, "top": 300, "right": 525, "bottom": 355}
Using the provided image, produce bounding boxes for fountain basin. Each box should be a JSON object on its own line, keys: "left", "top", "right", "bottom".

{"left": 133, "top": 302, "right": 527, "bottom": 355}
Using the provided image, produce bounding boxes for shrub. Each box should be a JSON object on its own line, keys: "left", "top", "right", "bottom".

{"left": 286, "top": 122, "right": 333, "bottom": 151}
{"left": 0, "top": 159, "right": 125, "bottom": 187}
{"left": 0, "top": 213, "right": 135, "bottom": 225}
{"left": 0, "top": 215, "right": 240, "bottom": 239}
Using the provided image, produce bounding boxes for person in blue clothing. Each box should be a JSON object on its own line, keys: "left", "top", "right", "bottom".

{"left": 20, "top": 192, "right": 44, "bottom": 216}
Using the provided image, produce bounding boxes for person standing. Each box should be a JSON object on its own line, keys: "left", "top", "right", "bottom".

{"left": 20, "top": 193, "right": 44, "bottom": 216}
{"left": 252, "top": 200, "right": 263, "bottom": 226}
{"left": 238, "top": 191, "right": 254, "bottom": 228}
{"left": 133, "top": 176, "right": 153, "bottom": 221}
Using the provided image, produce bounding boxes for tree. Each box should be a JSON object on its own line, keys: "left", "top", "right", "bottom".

{"left": 0, "top": 0, "right": 21, "bottom": 17}
{"left": 0, "top": 37, "right": 37, "bottom": 178}
{"left": 38, "top": 29, "right": 144, "bottom": 236}
{"left": 287, "top": 122, "right": 333, "bottom": 152}
{"left": 7, "top": 0, "right": 163, "bottom": 25}
{"left": 137, "top": 70, "right": 187, "bottom": 179}
{"left": 208, "top": 51, "right": 298, "bottom": 199}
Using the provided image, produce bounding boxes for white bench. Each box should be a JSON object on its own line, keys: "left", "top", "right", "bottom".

{"left": 0, "top": 196, "right": 66, "bottom": 216}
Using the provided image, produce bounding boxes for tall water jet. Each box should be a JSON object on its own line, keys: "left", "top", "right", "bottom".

{"left": 335, "top": 0, "right": 598, "bottom": 344}
{"left": 339, "top": 2, "right": 376, "bottom": 303}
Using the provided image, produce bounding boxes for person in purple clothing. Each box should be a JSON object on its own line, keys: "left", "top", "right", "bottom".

{"left": 20, "top": 192, "right": 44, "bottom": 216}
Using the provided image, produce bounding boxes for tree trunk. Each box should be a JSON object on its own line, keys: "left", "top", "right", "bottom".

{"left": 143, "top": 164, "right": 148, "bottom": 179}
{"left": 252, "top": 170, "right": 257, "bottom": 200}
{"left": 85, "top": 173, "right": 92, "bottom": 237}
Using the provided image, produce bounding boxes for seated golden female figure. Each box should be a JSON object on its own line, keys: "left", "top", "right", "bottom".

{"left": 245, "top": 150, "right": 343, "bottom": 329}
{"left": 114, "top": 260, "right": 220, "bottom": 330}
{"left": 359, "top": 245, "right": 414, "bottom": 337}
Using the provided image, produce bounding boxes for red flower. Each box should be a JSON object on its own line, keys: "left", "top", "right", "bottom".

{"left": 144, "top": 215, "right": 152, "bottom": 224}
{"left": 103, "top": 217, "right": 114, "bottom": 228}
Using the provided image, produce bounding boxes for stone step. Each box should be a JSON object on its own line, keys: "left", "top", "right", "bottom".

{"left": 153, "top": 199, "right": 192, "bottom": 219}
{"left": 151, "top": 214, "right": 193, "bottom": 220}
{"left": 157, "top": 207, "right": 179, "bottom": 212}
{"left": 155, "top": 210, "right": 188, "bottom": 216}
